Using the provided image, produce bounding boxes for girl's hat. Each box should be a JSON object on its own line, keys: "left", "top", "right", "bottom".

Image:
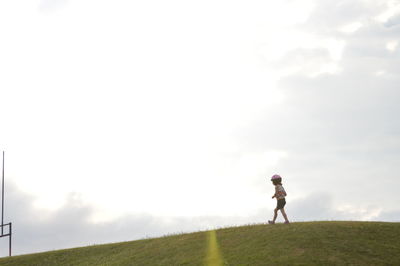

{"left": 271, "top": 174, "right": 282, "bottom": 180}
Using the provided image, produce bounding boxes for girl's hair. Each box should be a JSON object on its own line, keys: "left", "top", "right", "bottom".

{"left": 272, "top": 178, "right": 282, "bottom": 185}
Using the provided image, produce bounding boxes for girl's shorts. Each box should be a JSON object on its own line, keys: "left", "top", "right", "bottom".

{"left": 276, "top": 198, "right": 286, "bottom": 209}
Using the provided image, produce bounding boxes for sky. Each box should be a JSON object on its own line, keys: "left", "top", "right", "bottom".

{"left": 0, "top": 0, "right": 400, "bottom": 256}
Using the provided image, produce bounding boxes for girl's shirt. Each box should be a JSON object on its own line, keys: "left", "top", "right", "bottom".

{"left": 275, "top": 185, "right": 287, "bottom": 200}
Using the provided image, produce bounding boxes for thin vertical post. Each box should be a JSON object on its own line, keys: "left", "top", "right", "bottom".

{"left": 1, "top": 151, "right": 4, "bottom": 236}
{"left": 9, "top": 223, "right": 12, "bottom": 257}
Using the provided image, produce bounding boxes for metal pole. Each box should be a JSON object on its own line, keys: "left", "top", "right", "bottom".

{"left": 1, "top": 151, "right": 4, "bottom": 236}
{"left": 9, "top": 223, "right": 12, "bottom": 257}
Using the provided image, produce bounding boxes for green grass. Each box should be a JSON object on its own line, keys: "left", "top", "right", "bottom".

{"left": 0, "top": 221, "right": 399, "bottom": 265}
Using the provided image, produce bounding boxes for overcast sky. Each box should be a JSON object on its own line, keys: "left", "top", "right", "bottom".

{"left": 0, "top": 0, "right": 399, "bottom": 257}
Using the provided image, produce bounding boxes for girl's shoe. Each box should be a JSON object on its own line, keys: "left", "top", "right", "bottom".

{"left": 268, "top": 220, "right": 275, "bottom": 224}
{"left": 284, "top": 221, "right": 290, "bottom": 224}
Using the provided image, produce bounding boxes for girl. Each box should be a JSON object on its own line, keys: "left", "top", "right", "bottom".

{"left": 268, "top": 174, "right": 290, "bottom": 224}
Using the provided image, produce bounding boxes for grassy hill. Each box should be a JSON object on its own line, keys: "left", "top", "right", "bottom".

{"left": 0, "top": 221, "right": 399, "bottom": 265}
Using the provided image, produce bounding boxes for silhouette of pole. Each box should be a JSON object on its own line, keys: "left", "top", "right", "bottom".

{"left": 1, "top": 151, "right": 4, "bottom": 236}
{"left": 0, "top": 151, "right": 11, "bottom": 256}
{"left": 9, "top": 223, "right": 11, "bottom": 257}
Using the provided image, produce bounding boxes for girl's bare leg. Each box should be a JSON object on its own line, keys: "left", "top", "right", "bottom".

{"left": 280, "top": 208, "right": 289, "bottom": 222}
{"left": 272, "top": 208, "right": 278, "bottom": 222}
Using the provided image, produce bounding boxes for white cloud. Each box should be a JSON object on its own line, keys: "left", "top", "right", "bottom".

{"left": 336, "top": 205, "right": 381, "bottom": 220}
{"left": 339, "top": 21, "right": 363, "bottom": 33}
{"left": 374, "top": 0, "right": 400, "bottom": 23}
{"left": 386, "top": 40, "right": 399, "bottom": 51}
{"left": 38, "top": 0, "right": 68, "bottom": 12}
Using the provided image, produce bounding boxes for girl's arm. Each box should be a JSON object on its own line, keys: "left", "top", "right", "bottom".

{"left": 272, "top": 186, "right": 277, "bottom": 198}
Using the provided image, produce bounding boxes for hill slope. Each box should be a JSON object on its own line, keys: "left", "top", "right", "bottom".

{"left": 0, "top": 221, "right": 399, "bottom": 265}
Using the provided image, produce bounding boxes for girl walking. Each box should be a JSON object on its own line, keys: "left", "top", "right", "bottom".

{"left": 268, "top": 174, "right": 290, "bottom": 224}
